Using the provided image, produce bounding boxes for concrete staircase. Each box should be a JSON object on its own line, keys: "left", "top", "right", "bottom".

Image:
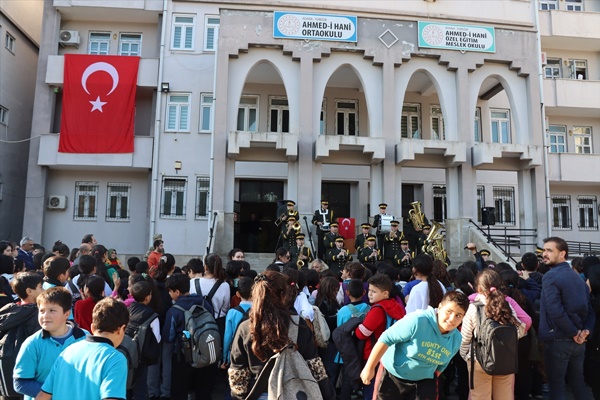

{"left": 244, "top": 253, "right": 276, "bottom": 272}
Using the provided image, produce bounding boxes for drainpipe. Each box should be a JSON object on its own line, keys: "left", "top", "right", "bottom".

{"left": 149, "top": 0, "right": 168, "bottom": 246}
{"left": 534, "top": 0, "right": 553, "bottom": 239}
{"left": 207, "top": 18, "right": 219, "bottom": 253}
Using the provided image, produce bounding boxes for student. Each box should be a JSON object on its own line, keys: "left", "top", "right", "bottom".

{"left": 41, "top": 257, "right": 69, "bottom": 290}
{"left": 72, "top": 255, "right": 113, "bottom": 297}
{"left": 37, "top": 297, "right": 129, "bottom": 400}
{"left": 74, "top": 275, "right": 105, "bottom": 332}
{"left": 222, "top": 276, "right": 253, "bottom": 367}
{"left": 355, "top": 274, "right": 406, "bottom": 400}
{"left": 13, "top": 287, "right": 88, "bottom": 400}
{"left": 336, "top": 261, "right": 368, "bottom": 306}
{"left": 360, "top": 291, "right": 470, "bottom": 400}
{"left": 404, "top": 254, "right": 446, "bottom": 313}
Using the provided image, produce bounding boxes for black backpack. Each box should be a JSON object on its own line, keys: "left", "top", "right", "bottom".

{"left": 119, "top": 312, "right": 159, "bottom": 390}
{"left": 470, "top": 301, "right": 518, "bottom": 388}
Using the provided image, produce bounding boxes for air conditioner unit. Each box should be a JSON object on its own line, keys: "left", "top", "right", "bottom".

{"left": 541, "top": 52, "right": 547, "bottom": 66}
{"left": 59, "top": 30, "right": 80, "bottom": 47}
{"left": 47, "top": 195, "right": 67, "bottom": 210}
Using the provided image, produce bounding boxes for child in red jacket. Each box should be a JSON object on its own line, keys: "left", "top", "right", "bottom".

{"left": 355, "top": 274, "right": 405, "bottom": 400}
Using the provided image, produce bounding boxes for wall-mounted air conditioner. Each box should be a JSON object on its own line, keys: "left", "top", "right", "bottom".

{"left": 47, "top": 195, "right": 67, "bottom": 210}
{"left": 59, "top": 30, "right": 80, "bottom": 47}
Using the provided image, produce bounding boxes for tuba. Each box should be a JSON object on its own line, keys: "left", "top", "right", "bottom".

{"left": 422, "top": 221, "right": 448, "bottom": 263}
{"left": 408, "top": 201, "right": 426, "bottom": 231}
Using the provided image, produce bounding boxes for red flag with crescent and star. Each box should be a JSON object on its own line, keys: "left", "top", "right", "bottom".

{"left": 59, "top": 54, "right": 140, "bottom": 153}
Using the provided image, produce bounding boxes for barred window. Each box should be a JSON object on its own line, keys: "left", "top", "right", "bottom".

{"left": 493, "top": 187, "right": 515, "bottom": 225}
{"left": 552, "top": 195, "right": 571, "bottom": 229}
{"left": 106, "top": 183, "right": 131, "bottom": 221}
{"left": 74, "top": 182, "right": 99, "bottom": 220}
{"left": 432, "top": 185, "right": 446, "bottom": 221}
{"left": 195, "top": 177, "right": 210, "bottom": 218}
{"left": 401, "top": 104, "right": 420, "bottom": 139}
{"left": 161, "top": 177, "right": 187, "bottom": 218}
{"left": 477, "top": 186, "right": 485, "bottom": 222}
{"left": 578, "top": 196, "right": 598, "bottom": 230}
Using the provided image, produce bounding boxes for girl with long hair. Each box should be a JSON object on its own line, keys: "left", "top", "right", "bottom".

{"left": 228, "top": 271, "right": 334, "bottom": 400}
{"left": 197, "top": 254, "right": 230, "bottom": 335}
{"left": 405, "top": 254, "right": 446, "bottom": 313}
{"left": 92, "top": 245, "right": 118, "bottom": 290}
{"left": 460, "top": 269, "right": 529, "bottom": 400}
{"left": 315, "top": 276, "right": 341, "bottom": 390}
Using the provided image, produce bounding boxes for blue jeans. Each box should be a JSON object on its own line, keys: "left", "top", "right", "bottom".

{"left": 543, "top": 339, "right": 593, "bottom": 400}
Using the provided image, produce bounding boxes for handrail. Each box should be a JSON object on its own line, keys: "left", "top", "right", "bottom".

{"left": 566, "top": 241, "right": 600, "bottom": 257}
{"left": 468, "top": 219, "right": 539, "bottom": 264}
{"left": 206, "top": 212, "right": 218, "bottom": 255}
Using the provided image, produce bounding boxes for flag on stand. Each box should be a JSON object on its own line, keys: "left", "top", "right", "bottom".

{"left": 59, "top": 54, "right": 139, "bottom": 153}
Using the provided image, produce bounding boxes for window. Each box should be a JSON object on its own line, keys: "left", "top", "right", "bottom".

{"left": 269, "top": 97, "right": 289, "bottom": 133}
{"left": 195, "top": 177, "right": 210, "bottom": 218}
{"left": 401, "top": 104, "right": 420, "bottom": 139}
{"left": 573, "top": 126, "right": 592, "bottom": 154}
{"left": 544, "top": 58, "right": 562, "bottom": 78}
{"left": 0, "top": 106, "right": 8, "bottom": 126}
{"left": 474, "top": 108, "right": 481, "bottom": 142}
{"left": 566, "top": 0, "right": 583, "bottom": 11}
{"left": 106, "top": 183, "right": 131, "bottom": 221}
{"left": 204, "top": 16, "right": 219, "bottom": 51}
{"left": 119, "top": 33, "right": 142, "bottom": 56}
{"left": 161, "top": 177, "right": 187, "bottom": 218}
{"left": 335, "top": 99, "right": 358, "bottom": 136}
{"left": 88, "top": 32, "right": 111, "bottom": 55}
{"left": 552, "top": 195, "right": 571, "bottom": 229}
{"left": 540, "top": 0, "right": 557, "bottom": 10}
{"left": 431, "top": 106, "right": 445, "bottom": 140}
{"left": 172, "top": 15, "right": 195, "bottom": 50}
{"left": 493, "top": 186, "right": 515, "bottom": 225}
{"left": 548, "top": 125, "right": 567, "bottom": 153}
{"left": 490, "top": 109, "right": 510, "bottom": 144}
{"left": 569, "top": 59, "right": 587, "bottom": 80}
{"left": 320, "top": 99, "right": 326, "bottom": 135}
{"left": 4, "top": 32, "right": 15, "bottom": 53}
{"left": 477, "top": 186, "right": 485, "bottom": 222}
{"left": 166, "top": 94, "right": 191, "bottom": 132}
{"left": 199, "top": 93, "right": 213, "bottom": 132}
{"left": 237, "top": 96, "right": 258, "bottom": 132}
{"left": 74, "top": 182, "right": 99, "bottom": 220}
{"left": 432, "top": 185, "right": 447, "bottom": 221}
{"left": 578, "top": 196, "right": 598, "bottom": 230}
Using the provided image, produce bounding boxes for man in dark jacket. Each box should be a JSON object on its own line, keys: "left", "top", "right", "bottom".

{"left": 539, "top": 236, "right": 594, "bottom": 400}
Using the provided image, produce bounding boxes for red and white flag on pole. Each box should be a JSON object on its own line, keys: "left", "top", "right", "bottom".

{"left": 59, "top": 54, "right": 139, "bottom": 153}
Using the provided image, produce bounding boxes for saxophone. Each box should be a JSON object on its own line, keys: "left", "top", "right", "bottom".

{"left": 297, "top": 245, "right": 305, "bottom": 269}
{"left": 422, "top": 221, "right": 448, "bottom": 263}
{"left": 408, "top": 201, "right": 425, "bottom": 231}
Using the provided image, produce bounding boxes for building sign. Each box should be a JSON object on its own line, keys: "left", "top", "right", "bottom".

{"left": 273, "top": 11, "right": 357, "bottom": 42}
{"left": 418, "top": 21, "right": 495, "bottom": 53}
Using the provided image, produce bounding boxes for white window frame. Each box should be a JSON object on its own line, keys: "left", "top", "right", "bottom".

{"left": 432, "top": 185, "right": 447, "bottom": 221}
{"left": 401, "top": 103, "right": 421, "bottom": 139}
{"left": 166, "top": 93, "right": 191, "bottom": 132}
{"left": 578, "top": 196, "right": 598, "bottom": 231}
{"left": 493, "top": 186, "right": 516, "bottom": 225}
{"left": 171, "top": 14, "right": 195, "bottom": 51}
{"left": 552, "top": 195, "right": 571, "bottom": 230}
{"left": 0, "top": 105, "right": 8, "bottom": 126}
{"left": 431, "top": 105, "right": 445, "bottom": 140}
{"left": 74, "top": 182, "right": 99, "bottom": 221}
{"left": 268, "top": 96, "right": 290, "bottom": 133}
{"left": 119, "top": 33, "right": 142, "bottom": 56}
{"left": 195, "top": 176, "right": 210, "bottom": 219}
{"left": 106, "top": 183, "right": 131, "bottom": 221}
{"left": 540, "top": 0, "right": 557, "bottom": 10}
{"left": 474, "top": 107, "right": 481, "bottom": 142}
{"left": 335, "top": 99, "right": 358, "bottom": 136}
{"left": 566, "top": 0, "right": 583, "bottom": 11}
{"left": 204, "top": 16, "right": 220, "bottom": 51}
{"left": 199, "top": 93, "right": 213, "bottom": 132}
{"left": 160, "top": 177, "right": 187, "bottom": 219}
{"left": 569, "top": 59, "right": 587, "bottom": 80}
{"left": 320, "top": 99, "right": 326, "bottom": 135}
{"left": 548, "top": 125, "right": 567, "bottom": 153}
{"left": 5, "top": 32, "right": 15, "bottom": 53}
{"left": 573, "top": 126, "right": 592, "bottom": 154}
{"left": 88, "top": 32, "right": 111, "bottom": 55}
{"left": 544, "top": 58, "right": 562, "bottom": 79}
{"left": 237, "top": 95, "right": 259, "bottom": 132}
{"left": 490, "top": 109, "right": 511, "bottom": 144}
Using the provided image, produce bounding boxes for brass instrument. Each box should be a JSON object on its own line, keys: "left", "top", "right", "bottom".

{"left": 292, "top": 221, "right": 302, "bottom": 233}
{"left": 369, "top": 248, "right": 378, "bottom": 261}
{"left": 337, "top": 249, "right": 348, "bottom": 263}
{"left": 297, "top": 245, "right": 306, "bottom": 269}
{"left": 408, "top": 201, "right": 426, "bottom": 231}
{"left": 422, "top": 221, "right": 448, "bottom": 263}
{"left": 275, "top": 209, "right": 297, "bottom": 226}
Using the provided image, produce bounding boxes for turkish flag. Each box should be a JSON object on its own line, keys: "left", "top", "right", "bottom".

{"left": 338, "top": 217, "right": 356, "bottom": 239}
{"left": 59, "top": 54, "right": 139, "bottom": 153}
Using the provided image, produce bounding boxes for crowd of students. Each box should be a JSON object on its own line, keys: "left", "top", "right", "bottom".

{"left": 0, "top": 235, "right": 599, "bottom": 400}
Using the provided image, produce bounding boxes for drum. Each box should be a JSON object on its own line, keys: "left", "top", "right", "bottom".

{"left": 378, "top": 215, "right": 395, "bottom": 233}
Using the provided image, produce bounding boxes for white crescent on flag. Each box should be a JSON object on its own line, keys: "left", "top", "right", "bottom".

{"left": 341, "top": 218, "right": 351, "bottom": 228}
{"left": 81, "top": 62, "right": 119, "bottom": 95}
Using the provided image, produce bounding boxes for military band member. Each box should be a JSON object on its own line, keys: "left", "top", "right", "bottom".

{"left": 289, "top": 233, "right": 313, "bottom": 269}
{"left": 403, "top": 206, "right": 430, "bottom": 253}
{"left": 325, "top": 237, "right": 352, "bottom": 275}
{"left": 355, "top": 223, "right": 372, "bottom": 253}
{"left": 372, "top": 203, "right": 389, "bottom": 250}
{"left": 312, "top": 200, "right": 335, "bottom": 260}
{"left": 383, "top": 220, "right": 403, "bottom": 262}
{"left": 416, "top": 224, "right": 431, "bottom": 255}
{"left": 358, "top": 235, "right": 382, "bottom": 264}
{"left": 323, "top": 222, "right": 340, "bottom": 253}
{"left": 281, "top": 215, "right": 299, "bottom": 250}
{"left": 398, "top": 239, "right": 413, "bottom": 268}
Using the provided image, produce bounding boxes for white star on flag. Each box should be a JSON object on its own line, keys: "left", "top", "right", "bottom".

{"left": 89, "top": 96, "right": 107, "bottom": 112}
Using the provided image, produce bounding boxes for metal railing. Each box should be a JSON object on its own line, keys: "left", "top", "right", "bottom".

{"left": 469, "top": 219, "right": 538, "bottom": 263}
{"left": 566, "top": 241, "right": 600, "bottom": 257}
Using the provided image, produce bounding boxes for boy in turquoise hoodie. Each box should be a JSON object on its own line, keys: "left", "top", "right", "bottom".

{"left": 360, "top": 291, "right": 469, "bottom": 399}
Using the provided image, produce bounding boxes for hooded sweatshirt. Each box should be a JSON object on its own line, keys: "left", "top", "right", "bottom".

{"left": 355, "top": 298, "right": 406, "bottom": 359}
{"left": 379, "top": 307, "right": 461, "bottom": 381}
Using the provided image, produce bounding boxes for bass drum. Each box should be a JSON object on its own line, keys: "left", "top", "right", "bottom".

{"left": 378, "top": 215, "right": 395, "bottom": 233}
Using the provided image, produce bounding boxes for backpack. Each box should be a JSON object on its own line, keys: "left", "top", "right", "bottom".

{"left": 470, "top": 301, "right": 518, "bottom": 388}
{"left": 194, "top": 280, "right": 226, "bottom": 336}
{"left": 311, "top": 305, "right": 331, "bottom": 348}
{"left": 231, "top": 305, "right": 250, "bottom": 339}
{"left": 0, "top": 303, "right": 38, "bottom": 397}
{"left": 245, "top": 315, "right": 324, "bottom": 400}
{"left": 66, "top": 280, "right": 82, "bottom": 309}
{"left": 126, "top": 312, "right": 160, "bottom": 365}
{"left": 174, "top": 304, "right": 222, "bottom": 368}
